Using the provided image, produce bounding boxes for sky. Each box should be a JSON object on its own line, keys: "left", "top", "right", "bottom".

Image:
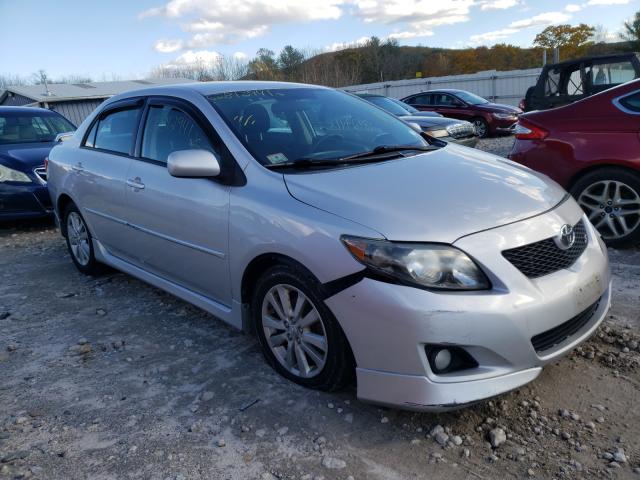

{"left": 1, "top": 0, "right": 638, "bottom": 80}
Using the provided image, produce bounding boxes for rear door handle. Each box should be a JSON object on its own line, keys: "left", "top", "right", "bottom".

{"left": 126, "top": 177, "right": 145, "bottom": 190}
{"left": 71, "top": 162, "right": 84, "bottom": 172}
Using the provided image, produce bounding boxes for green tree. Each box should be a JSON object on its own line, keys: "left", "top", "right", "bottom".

{"left": 534, "top": 24, "right": 596, "bottom": 60}
{"left": 278, "top": 45, "right": 305, "bottom": 80}
{"left": 623, "top": 11, "right": 640, "bottom": 50}
{"left": 247, "top": 48, "right": 279, "bottom": 80}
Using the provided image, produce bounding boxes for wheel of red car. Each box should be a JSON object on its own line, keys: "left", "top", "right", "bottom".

{"left": 571, "top": 168, "right": 640, "bottom": 248}
{"left": 472, "top": 118, "right": 488, "bottom": 138}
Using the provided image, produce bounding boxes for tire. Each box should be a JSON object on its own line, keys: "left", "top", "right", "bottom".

{"left": 63, "top": 203, "right": 102, "bottom": 275}
{"left": 472, "top": 117, "right": 489, "bottom": 138}
{"left": 570, "top": 168, "right": 640, "bottom": 248}
{"left": 251, "top": 263, "right": 354, "bottom": 391}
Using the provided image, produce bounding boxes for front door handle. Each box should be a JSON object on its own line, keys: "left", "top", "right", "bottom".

{"left": 126, "top": 177, "right": 145, "bottom": 190}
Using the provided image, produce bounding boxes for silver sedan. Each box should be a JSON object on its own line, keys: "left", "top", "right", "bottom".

{"left": 47, "top": 81, "right": 610, "bottom": 410}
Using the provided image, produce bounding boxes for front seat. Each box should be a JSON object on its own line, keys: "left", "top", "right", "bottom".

{"left": 239, "top": 104, "right": 282, "bottom": 161}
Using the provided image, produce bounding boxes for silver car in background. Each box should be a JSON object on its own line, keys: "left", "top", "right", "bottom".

{"left": 47, "top": 81, "right": 611, "bottom": 410}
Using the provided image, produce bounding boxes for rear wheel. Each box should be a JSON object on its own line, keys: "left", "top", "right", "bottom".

{"left": 571, "top": 168, "right": 640, "bottom": 248}
{"left": 472, "top": 117, "right": 489, "bottom": 138}
{"left": 252, "top": 264, "right": 354, "bottom": 391}
{"left": 63, "top": 204, "right": 102, "bottom": 275}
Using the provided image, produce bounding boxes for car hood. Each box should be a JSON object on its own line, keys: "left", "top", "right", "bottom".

{"left": 284, "top": 144, "right": 566, "bottom": 243}
{"left": 399, "top": 115, "right": 465, "bottom": 128}
{"left": 474, "top": 103, "right": 522, "bottom": 114}
{"left": 0, "top": 142, "right": 54, "bottom": 171}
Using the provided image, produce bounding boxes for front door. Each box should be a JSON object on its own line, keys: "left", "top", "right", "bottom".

{"left": 122, "top": 101, "right": 231, "bottom": 305}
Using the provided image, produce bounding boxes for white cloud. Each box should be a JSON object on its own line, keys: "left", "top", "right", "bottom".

{"left": 564, "top": 4, "right": 582, "bottom": 12}
{"left": 233, "top": 51, "right": 248, "bottom": 60}
{"left": 388, "top": 29, "right": 434, "bottom": 39}
{"left": 479, "top": 0, "right": 521, "bottom": 10}
{"left": 586, "top": 0, "right": 630, "bottom": 4}
{"left": 470, "top": 10, "right": 571, "bottom": 45}
{"left": 171, "top": 50, "right": 223, "bottom": 66}
{"left": 351, "top": 0, "right": 474, "bottom": 24}
{"left": 154, "top": 39, "right": 184, "bottom": 53}
{"left": 508, "top": 11, "right": 570, "bottom": 29}
{"left": 141, "top": 0, "right": 345, "bottom": 47}
{"left": 325, "top": 36, "right": 371, "bottom": 52}
{"left": 470, "top": 27, "right": 518, "bottom": 43}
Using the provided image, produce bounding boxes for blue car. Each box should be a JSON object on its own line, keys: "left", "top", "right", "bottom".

{"left": 0, "top": 107, "right": 75, "bottom": 220}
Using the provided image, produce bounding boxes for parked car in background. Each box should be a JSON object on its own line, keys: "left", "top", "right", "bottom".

{"left": 0, "top": 107, "right": 75, "bottom": 221}
{"left": 386, "top": 97, "right": 443, "bottom": 117}
{"left": 357, "top": 93, "right": 477, "bottom": 147}
{"left": 48, "top": 81, "right": 610, "bottom": 411}
{"left": 520, "top": 53, "right": 640, "bottom": 112}
{"left": 509, "top": 79, "right": 640, "bottom": 247}
{"left": 401, "top": 89, "right": 521, "bottom": 138}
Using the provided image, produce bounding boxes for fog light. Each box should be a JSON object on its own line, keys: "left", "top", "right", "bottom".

{"left": 426, "top": 345, "right": 478, "bottom": 375}
{"left": 433, "top": 348, "right": 452, "bottom": 371}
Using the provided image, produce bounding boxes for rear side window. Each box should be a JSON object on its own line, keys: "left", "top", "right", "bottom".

{"left": 87, "top": 107, "right": 141, "bottom": 155}
{"left": 141, "top": 105, "right": 215, "bottom": 163}
{"left": 410, "top": 94, "right": 430, "bottom": 105}
{"left": 618, "top": 91, "right": 640, "bottom": 113}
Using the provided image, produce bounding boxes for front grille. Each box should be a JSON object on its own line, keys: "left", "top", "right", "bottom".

{"left": 34, "top": 166, "right": 47, "bottom": 184}
{"left": 446, "top": 123, "right": 476, "bottom": 139}
{"left": 531, "top": 299, "right": 600, "bottom": 353}
{"left": 502, "top": 220, "right": 588, "bottom": 278}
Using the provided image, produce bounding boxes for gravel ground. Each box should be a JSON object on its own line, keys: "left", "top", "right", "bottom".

{"left": 1, "top": 137, "right": 639, "bottom": 480}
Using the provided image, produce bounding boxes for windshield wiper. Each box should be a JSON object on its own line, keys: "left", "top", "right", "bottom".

{"left": 337, "top": 144, "right": 438, "bottom": 162}
{"left": 264, "top": 144, "right": 438, "bottom": 170}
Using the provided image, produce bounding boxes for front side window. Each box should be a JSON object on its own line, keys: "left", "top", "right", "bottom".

{"left": 432, "top": 94, "right": 455, "bottom": 106}
{"left": 208, "top": 88, "right": 427, "bottom": 167}
{"left": 91, "top": 107, "right": 141, "bottom": 155}
{"left": 0, "top": 112, "right": 75, "bottom": 145}
{"left": 141, "top": 105, "right": 215, "bottom": 163}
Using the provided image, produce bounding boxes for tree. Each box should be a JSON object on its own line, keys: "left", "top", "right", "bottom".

{"left": 247, "top": 48, "right": 280, "bottom": 80}
{"left": 623, "top": 11, "right": 640, "bottom": 50}
{"left": 278, "top": 46, "right": 305, "bottom": 80}
{"left": 534, "top": 24, "right": 596, "bottom": 60}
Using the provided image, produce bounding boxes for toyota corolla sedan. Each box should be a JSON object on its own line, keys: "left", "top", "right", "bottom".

{"left": 47, "top": 81, "right": 610, "bottom": 411}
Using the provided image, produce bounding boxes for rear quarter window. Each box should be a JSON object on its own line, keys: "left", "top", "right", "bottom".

{"left": 617, "top": 91, "right": 640, "bottom": 113}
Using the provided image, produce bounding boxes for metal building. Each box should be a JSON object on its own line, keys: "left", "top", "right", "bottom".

{"left": 0, "top": 78, "right": 197, "bottom": 126}
{"left": 343, "top": 68, "right": 542, "bottom": 106}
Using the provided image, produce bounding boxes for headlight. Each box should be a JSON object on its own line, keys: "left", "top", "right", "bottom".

{"left": 341, "top": 236, "right": 490, "bottom": 290}
{"left": 0, "top": 164, "right": 32, "bottom": 183}
{"left": 493, "top": 113, "right": 516, "bottom": 120}
{"left": 426, "top": 128, "right": 449, "bottom": 138}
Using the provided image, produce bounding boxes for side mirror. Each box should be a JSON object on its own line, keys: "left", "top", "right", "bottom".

{"left": 55, "top": 131, "right": 75, "bottom": 142}
{"left": 167, "top": 149, "right": 221, "bottom": 178}
{"left": 407, "top": 122, "right": 423, "bottom": 133}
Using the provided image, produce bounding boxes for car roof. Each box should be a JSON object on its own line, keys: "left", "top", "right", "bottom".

{"left": 544, "top": 52, "right": 640, "bottom": 69}
{"left": 0, "top": 106, "right": 62, "bottom": 115}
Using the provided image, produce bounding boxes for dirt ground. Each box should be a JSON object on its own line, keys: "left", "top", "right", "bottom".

{"left": 1, "top": 136, "right": 639, "bottom": 480}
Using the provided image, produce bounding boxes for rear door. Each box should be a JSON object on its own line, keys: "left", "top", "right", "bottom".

{"left": 121, "top": 98, "right": 231, "bottom": 305}
{"left": 72, "top": 100, "right": 143, "bottom": 256}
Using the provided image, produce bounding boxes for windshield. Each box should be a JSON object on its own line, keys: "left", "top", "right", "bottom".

{"left": 0, "top": 112, "right": 75, "bottom": 145}
{"left": 208, "top": 88, "right": 427, "bottom": 167}
{"left": 364, "top": 96, "right": 411, "bottom": 116}
{"left": 455, "top": 91, "right": 489, "bottom": 105}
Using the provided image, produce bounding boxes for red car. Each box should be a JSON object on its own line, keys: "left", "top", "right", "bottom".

{"left": 401, "top": 89, "right": 521, "bottom": 138}
{"left": 508, "top": 79, "right": 640, "bottom": 247}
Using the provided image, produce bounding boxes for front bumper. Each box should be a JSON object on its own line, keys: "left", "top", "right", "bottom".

{"left": 325, "top": 198, "right": 610, "bottom": 411}
{"left": 0, "top": 183, "right": 53, "bottom": 221}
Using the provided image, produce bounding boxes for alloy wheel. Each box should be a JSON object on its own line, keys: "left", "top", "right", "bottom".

{"left": 67, "top": 211, "right": 91, "bottom": 266}
{"left": 261, "top": 284, "right": 328, "bottom": 379}
{"left": 473, "top": 119, "right": 487, "bottom": 137}
{"left": 577, "top": 180, "right": 640, "bottom": 240}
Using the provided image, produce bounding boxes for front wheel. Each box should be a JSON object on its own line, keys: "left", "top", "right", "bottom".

{"left": 571, "top": 168, "right": 640, "bottom": 248}
{"left": 63, "top": 204, "right": 102, "bottom": 275}
{"left": 472, "top": 118, "right": 489, "bottom": 138}
{"left": 252, "top": 264, "right": 354, "bottom": 391}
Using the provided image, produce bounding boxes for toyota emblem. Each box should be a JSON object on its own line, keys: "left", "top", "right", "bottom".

{"left": 555, "top": 224, "right": 576, "bottom": 250}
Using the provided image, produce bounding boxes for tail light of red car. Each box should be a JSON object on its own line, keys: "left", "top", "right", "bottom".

{"left": 514, "top": 118, "right": 548, "bottom": 140}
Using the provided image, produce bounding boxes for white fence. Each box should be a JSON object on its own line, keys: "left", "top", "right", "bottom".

{"left": 343, "top": 68, "right": 542, "bottom": 106}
